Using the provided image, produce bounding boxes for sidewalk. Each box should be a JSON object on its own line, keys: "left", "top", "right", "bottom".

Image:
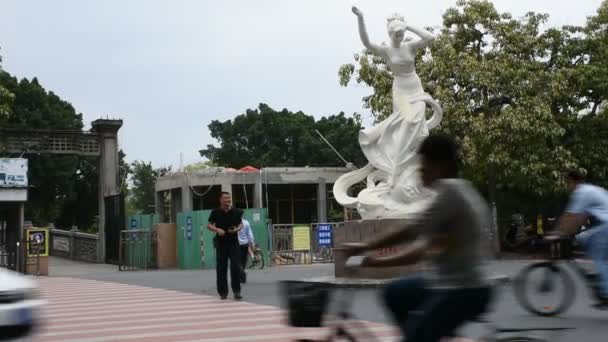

{"left": 47, "top": 257, "right": 118, "bottom": 277}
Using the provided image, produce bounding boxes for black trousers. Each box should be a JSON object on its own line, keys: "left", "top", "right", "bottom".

{"left": 216, "top": 241, "right": 241, "bottom": 297}
{"left": 239, "top": 245, "right": 249, "bottom": 281}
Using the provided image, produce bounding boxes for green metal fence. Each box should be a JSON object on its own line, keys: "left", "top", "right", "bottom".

{"left": 176, "top": 208, "right": 269, "bottom": 270}
{"left": 118, "top": 214, "right": 159, "bottom": 271}
{"left": 127, "top": 214, "right": 159, "bottom": 230}
{"left": 119, "top": 229, "right": 157, "bottom": 271}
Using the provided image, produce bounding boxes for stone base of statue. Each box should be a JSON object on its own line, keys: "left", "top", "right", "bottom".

{"left": 334, "top": 219, "right": 418, "bottom": 279}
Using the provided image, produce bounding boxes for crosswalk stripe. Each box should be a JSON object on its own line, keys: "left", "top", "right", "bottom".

{"left": 33, "top": 277, "right": 400, "bottom": 341}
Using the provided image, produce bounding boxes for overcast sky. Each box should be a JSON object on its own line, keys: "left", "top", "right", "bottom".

{"left": 0, "top": 0, "right": 603, "bottom": 168}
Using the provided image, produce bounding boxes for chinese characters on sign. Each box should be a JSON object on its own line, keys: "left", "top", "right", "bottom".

{"left": 293, "top": 225, "right": 311, "bottom": 251}
{"left": 186, "top": 216, "right": 192, "bottom": 241}
{"left": 317, "top": 224, "right": 333, "bottom": 247}
{"left": 0, "top": 158, "right": 28, "bottom": 188}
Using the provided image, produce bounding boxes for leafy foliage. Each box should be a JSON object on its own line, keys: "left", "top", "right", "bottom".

{"left": 183, "top": 160, "right": 217, "bottom": 173}
{"left": 201, "top": 104, "right": 366, "bottom": 168}
{"left": 128, "top": 161, "right": 171, "bottom": 214}
{"left": 0, "top": 71, "right": 103, "bottom": 228}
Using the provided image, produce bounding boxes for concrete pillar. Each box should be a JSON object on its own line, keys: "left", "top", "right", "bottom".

{"left": 18, "top": 203, "right": 24, "bottom": 243}
{"left": 253, "top": 180, "right": 263, "bottom": 209}
{"left": 155, "top": 191, "right": 165, "bottom": 223}
{"left": 221, "top": 182, "right": 232, "bottom": 194}
{"left": 92, "top": 119, "right": 123, "bottom": 263}
{"left": 181, "top": 186, "right": 193, "bottom": 213}
{"left": 317, "top": 181, "right": 328, "bottom": 223}
{"left": 171, "top": 188, "right": 182, "bottom": 223}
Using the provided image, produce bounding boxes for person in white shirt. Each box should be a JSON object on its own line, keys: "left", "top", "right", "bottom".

{"left": 238, "top": 218, "right": 255, "bottom": 283}
{"left": 552, "top": 170, "right": 608, "bottom": 306}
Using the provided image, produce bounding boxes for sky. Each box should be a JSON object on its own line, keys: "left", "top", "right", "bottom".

{"left": 0, "top": 0, "right": 604, "bottom": 168}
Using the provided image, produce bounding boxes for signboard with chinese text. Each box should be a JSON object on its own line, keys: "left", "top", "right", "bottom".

{"left": 292, "top": 225, "right": 311, "bottom": 251}
{"left": 317, "top": 224, "right": 333, "bottom": 248}
{"left": 0, "top": 158, "right": 28, "bottom": 188}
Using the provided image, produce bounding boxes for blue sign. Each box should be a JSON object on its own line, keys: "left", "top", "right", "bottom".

{"left": 317, "top": 224, "right": 333, "bottom": 247}
{"left": 186, "top": 216, "right": 192, "bottom": 241}
{"left": 130, "top": 219, "right": 138, "bottom": 240}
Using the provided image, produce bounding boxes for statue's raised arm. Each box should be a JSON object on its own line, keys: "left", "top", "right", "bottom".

{"left": 406, "top": 24, "right": 435, "bottom": 50}
{"left": 352, "top": 6, "right": 384, "bottom": 54}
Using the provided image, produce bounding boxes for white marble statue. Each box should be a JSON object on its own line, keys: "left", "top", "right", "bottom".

{"left": 333, "top": 6, "right": 443, "bottom": 220}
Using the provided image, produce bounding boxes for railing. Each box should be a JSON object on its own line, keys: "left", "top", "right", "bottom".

{"left": 0, "top": 246, "right": 16, "bottom": 270}
{"left": 49, "top": 229, "right": 99, "bottom": 262}
{"left": 119, "top": 229, "right": 157, "bottom": 271}
{"left": 270, "top": 223, "right": 343, "bottom": 265}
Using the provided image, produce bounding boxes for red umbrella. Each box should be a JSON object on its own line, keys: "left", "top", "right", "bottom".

{"left": 239, "top": 166, "right": 259, "bottom": 172}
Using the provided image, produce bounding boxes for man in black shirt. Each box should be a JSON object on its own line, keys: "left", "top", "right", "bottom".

{"left": 208, "top": 192, "right": 244, "bottom": 300}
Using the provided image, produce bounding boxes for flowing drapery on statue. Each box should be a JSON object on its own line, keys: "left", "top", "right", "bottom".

{"left": 333, "top": 8, "right": 443, "bottom": 219}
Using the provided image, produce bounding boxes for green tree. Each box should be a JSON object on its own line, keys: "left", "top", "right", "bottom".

{"left": 201, "top": 104, "right": 365, "bottom": 168}
{"left": 564, "top": 1, "right": 608, "bottom": 188}
{"left": 183, "top": 160, "right": 217, "bottom": 173}
{"left": 0, "top": 71, "right": 100, "bottom": 228}
{"left": 129, "top": 161, "right": 171, "bottom": 214}
{"left": 0, "top": 48, "right": 14, "bottom": 125}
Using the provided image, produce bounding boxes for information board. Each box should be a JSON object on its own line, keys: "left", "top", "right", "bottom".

{"left": 317, "top": 223, "right": 333, "bottom": 247}
{"left": 26, "top": 228, "right": 49, "bottom": 257}
{"left": 0, "top": 158, "right": 28, "bottom": 188}
{"left": 292, "top": 225, "right": 311, "bottom": 251}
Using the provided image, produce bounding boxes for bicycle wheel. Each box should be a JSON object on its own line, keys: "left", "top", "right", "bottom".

{"left": 513, "top": 262, "right": 576, "bottom": 316}
{"left": 253, "top": 250, "right": 264, "bottom": 270}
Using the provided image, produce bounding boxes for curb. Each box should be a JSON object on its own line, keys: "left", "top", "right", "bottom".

{"left": 299, "top": 274, "right": 511, "bottom": 289}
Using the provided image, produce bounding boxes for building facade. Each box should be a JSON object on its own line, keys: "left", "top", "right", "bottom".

{"left": 155, "top": 167, "right": 349, "bottom": 225}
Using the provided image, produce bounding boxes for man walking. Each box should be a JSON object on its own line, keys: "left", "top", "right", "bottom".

{"left": 207, "top": 192, "right": 244, "bottom": 300}
{"left": 238, "top": 218, "right": 255, "bottom": 283}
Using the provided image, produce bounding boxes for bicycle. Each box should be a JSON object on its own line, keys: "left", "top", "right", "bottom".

{"left": 282, "top": 258, "right": 568, "bottom": 342}
{"left": 513, "top": 235, "right": 608, "bottom": 316}
{"left": 247, "top": 244, "right": 264, "bottom": 270}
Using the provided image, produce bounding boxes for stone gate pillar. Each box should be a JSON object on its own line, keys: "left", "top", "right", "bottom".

{"left": 91, "top": 119, "right": 123, "bottom": 263}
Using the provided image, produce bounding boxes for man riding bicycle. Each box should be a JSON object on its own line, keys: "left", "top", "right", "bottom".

{"left": 343, "top": 135, "right": 493, "bottom": 342}
{"left": 552, "top": 170, "right": 608, "bottom": 306}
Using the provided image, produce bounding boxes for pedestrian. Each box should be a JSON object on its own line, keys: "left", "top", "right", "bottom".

{"left": 238, "top": 218, "right": 255, "bottom": 283}
{"left": 343, "top": 135, "right": 493, "bottom": 342}
{"left": 207, "top": 192, "right": 244, "bottom": 300}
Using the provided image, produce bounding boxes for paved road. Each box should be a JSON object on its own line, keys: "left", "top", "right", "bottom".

{"left": 39, "top": 257, "right": 608, "bottom": 341}
{"left": 33, "top": 277, "right": 399, "bottom": 342}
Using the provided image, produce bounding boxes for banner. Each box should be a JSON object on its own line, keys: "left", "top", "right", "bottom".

{"left": 317, "top": 223, "right": 333, "bottom": 248}
{"left": 292, "top": 225, "right": 311, "bottom": 251}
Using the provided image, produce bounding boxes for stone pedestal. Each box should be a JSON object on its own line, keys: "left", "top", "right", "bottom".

{"left": 334, "top": 219, "right": 417, "bottom": 279}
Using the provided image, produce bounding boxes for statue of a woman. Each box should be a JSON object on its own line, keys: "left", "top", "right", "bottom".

{"left": 333, "top": 6, "right": 443, "bottom": 219}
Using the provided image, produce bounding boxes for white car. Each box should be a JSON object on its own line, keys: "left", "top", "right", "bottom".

{"left": 0, "top": 268, "right": 43, "bottom": 340}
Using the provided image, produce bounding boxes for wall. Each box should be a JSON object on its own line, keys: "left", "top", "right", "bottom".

{"left": 49, "top": 229, "right": 99, "bottom": 263}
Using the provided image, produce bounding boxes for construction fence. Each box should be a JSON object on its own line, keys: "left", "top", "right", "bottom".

{"left": 270, "top": 222, "right": 343, "bottom": 265}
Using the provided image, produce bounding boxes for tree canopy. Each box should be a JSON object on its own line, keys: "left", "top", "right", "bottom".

{"left": 338, "top": 0, "right": 608, "bottom": 217}
{"left": 0, "top": 71, "right": 105, "bottom": 229}
{"left": 201, "top": 103, "right": 366, "bottom": 168}
{"left": 128, "top": 161, "right": 171, "bottom": 215}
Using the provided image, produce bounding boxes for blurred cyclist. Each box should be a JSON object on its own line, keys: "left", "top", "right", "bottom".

{"left": 551, "top": 170, "right": 608, "bottom": 306}
{"left": 343, "top": 135, "right": 493, "bottom": 342}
